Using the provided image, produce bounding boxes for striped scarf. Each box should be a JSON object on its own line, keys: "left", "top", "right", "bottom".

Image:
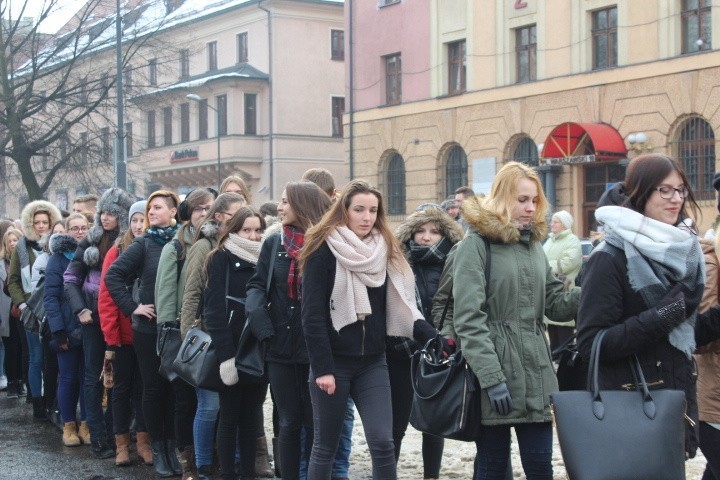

{"left": 283, "top": 225, "right": 305, "bottom": 300}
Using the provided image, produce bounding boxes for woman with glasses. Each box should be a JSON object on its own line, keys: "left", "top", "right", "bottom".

{"left": 154, "top": 188, "right": 217, "bottom": 477}
{"left": 177, "top": 192, "right": 246, "bottom": 479}
{"left": 64, "top": 188, "right": 135, "bottom": 458}
{"left": 577, "top": 154, "right": 720, "bottom": 461}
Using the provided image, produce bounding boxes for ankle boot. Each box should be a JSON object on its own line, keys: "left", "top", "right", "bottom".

{"left": 272, "top": 436, "right": 281, "bottom": 478}
{"left": 165, "top": 440, "right": 183, "bottom": 475}
{"left": 196, "top": 465, "right": 213, "bottom": 480}
{"left": 179, "top": 445, "right": 196, "bottom": 480}
{"left": 115, "top": 433, "right": 132, "bottom": 467}
{"left": 62, "top": 422, "right": 81, "bottom": 447}
{"left": 151, "top": 441, "right": 174, "bottom": 477}
{"left": 78, "top": 421, "right": 91, "bottom": 445}
{"left": 32, "top": 397, "right": 47, "bottom": 421}
{"left": 136, "top": 431, "right": 154, "bottom": 465}
{"left": 255, "top": 436, "right": 274, "bottom": 478}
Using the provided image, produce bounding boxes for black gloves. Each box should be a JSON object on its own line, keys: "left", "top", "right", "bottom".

{"left": 439, "top": 336, "right": 456, "bottom": 358}
{"left": 654, "top": 284, "right": 688, "bottom": 333}
{"left": 487, "top": 382, "right": 513, "bottom": 416}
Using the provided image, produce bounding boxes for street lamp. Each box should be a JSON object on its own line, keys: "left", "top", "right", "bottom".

{"left": 186, "top": 93, "right": 222, "bottom": 189}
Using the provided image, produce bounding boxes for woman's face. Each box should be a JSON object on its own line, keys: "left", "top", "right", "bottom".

{"left": 413, "top": 221, "right": 442, "bottom": 247}
{"left": 100, "top": 211, "right": 119, "bottom": 231}
{"left": 32, "top": 212, "right": 50, "bottom": 236}
{"left": 223, "top": 183, "right": 246, "bottom": 202}
{"left": 510, "top": 178, "right": 538, "bottom": 225}
{"left": 6, "top": 234, "right": 19, "bottom": 253}
{"left": 550, "top": 217, "right": 565, "bottom": 234}
{"left": 237, "top": 216, "right": 264, "bottom": 241}
{"left": 347, "top": 193, "right": 378, "bottom": 238}
{"left": 278, "top": 190, "right": 298, "bottom": 227}
{"left": 644, "top": 170, "right": 685, "bottom": 225}
{"left": 130, "top": 213, "right": 145, "bottom": 238}
{"left": 190, "top": 199, "right": 213, "bottom": 229}
{"left": 214, "top": 201, "right": 243, "bottom": 226}
{"left": 53, "top": 222, "right": 66, "bottom": 235}
{"left": 67, "top": 218, "right": 88, "bottom": 241}
{"left": 147, "top": 197, "right": 177, "bottom": 228}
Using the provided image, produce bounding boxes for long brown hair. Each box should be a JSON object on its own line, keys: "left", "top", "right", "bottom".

{"left": 203, "top": 206, "right": 266, "bottom": 277}
{"left": 194, "top": 192, "right": 246, "bottom": 243}
{"left": 284, "top": 181, "right": 331, "bottom": 232}
{"left": 624, "top": 154, "right": 700, "bottom": 223}
{"left": 300, "top": 179, "right": 402, "bottom": 269}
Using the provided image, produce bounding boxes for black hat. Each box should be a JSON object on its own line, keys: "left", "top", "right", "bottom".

{"left": 713, "top": 173, "right": 720, "bottom": 191}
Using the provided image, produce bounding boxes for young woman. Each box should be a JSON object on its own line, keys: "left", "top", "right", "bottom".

{"left": 8, "top": 201, "right": 62, "bottom": 416}
{"left": 299, "top": 180, "right": 444, "bottom": 479}
{"left": 576, "top": 154, "right": 720, "bottom": 461}
{"left": 390, "top": 205, "right": 464, "bottom": 479}
{"left": 246, "top": 181, "right": 331, "bottom": 480}
{"left": 98, "top": 200, "right": 152, "bottom": 466}
{"left": 155, "top": 188, "right": 217, "bottom": 478}
{"left": 64, "top": 188, "right": 134, "bottom": 458}
{"left": 220, "top": 175, "right": 252, "bottom": 204}
{"left": 44, "top": 214, "right": 88, "bottom": 446}
{"left": 105, "top": 191, "right": 182, "bottom": 477}
{"left": 452, "top": 162, "right": 579, "bottom": 480}
{"left": 204, "top": 207, "right": 267, "bottom": 480}
{"left": 1, "top": 227, "right": 25, "bottom": 398}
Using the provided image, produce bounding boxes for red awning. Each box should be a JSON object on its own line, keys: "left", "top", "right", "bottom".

{"left": 541, "top": 122, "right": 627, "bottom": 160}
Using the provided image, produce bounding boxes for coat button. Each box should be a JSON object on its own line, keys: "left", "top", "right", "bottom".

{"left": 235, "top": 262, "right": 240, "bottom": 267}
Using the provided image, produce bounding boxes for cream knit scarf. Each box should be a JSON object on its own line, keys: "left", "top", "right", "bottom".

{"left": 223, "top": 233, "right": 261, "bottom": 265}
{"left": 325, "top": 226, "right": 423, "bottom": 338}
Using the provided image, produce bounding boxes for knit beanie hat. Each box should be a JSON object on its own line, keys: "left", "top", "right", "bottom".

{"left": 94, "top": 187, "right": 135, "bottom": 232}
{"left": 552, "top": 210, "right": 573, "bottom": 230}
{"left": 129, "top": 200, "right": 146, "bottom": 221}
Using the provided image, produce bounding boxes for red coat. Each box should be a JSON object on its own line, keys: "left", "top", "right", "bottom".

{"left": 99, "top": 245, "right": 133, "bottom": 346}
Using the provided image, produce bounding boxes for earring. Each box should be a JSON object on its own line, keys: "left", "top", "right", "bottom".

{"left": 170, "top": 218, "right": 177, "bottom": 227}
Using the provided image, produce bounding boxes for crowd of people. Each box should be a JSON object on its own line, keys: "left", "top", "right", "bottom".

{"left": 1, "top": 155, "right": 720, "bottom": 480}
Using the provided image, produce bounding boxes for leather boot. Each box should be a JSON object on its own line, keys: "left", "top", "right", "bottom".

{"left": 179, "top": 445, "right": 197, "bottom": 480}
{"left": 255, "top": 436, "right": 274, "bottom": 478}
{"left": 272, "top": 437, "right": 281, "bottom": 478}
{"left": 32, "top": 397, "right": 47, "bottom": 421}
{"left": 165, "top": 439, "right": 183, "bottom": 476}
{"left": 62, "top": 422, "right": 81, "bottom": 447}
{"left": 115, "top": 433, "right": 132, "bottom": 467}
{"left": 136, "top": 431, "right": 154, "bottom": 465}
{"left": 151, "top": 441, "right": 174, "bottom": 478}
{"left": 196, "top": 465, "right": 212, "bottom": 480}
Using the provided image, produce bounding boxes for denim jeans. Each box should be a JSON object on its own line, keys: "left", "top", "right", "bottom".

{"left": 474, "top": 422, "right": 553, "bottom": 480}
{"left": 82, "top": 322, "right": 111, "bottom": 443}
{"left": 299, "top": 399, "right": 353, "bottom": 479}
{"left": 308, "top": 354, "right": 395, "bottom": 480}
{"left": 56, "top": 346, "right": 86, "bottom": 423}
{"left": 25, "top": 330, "right": 42, "bottom": 398}
{"left": 194, "top": 387, "right": 219, "bottom": 468}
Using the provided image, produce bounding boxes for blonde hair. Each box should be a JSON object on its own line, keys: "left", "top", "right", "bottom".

{"left": 483, "top": 161, "right": 549, "bottom": 227}
{"left": 65, "top": 212, "right": 89, "bottom": 229}
{"left": 1, "top": 227, "right": 22, "bottom": 261}
{"left": 220, "top": 176, "right": 252, "bottom": 204}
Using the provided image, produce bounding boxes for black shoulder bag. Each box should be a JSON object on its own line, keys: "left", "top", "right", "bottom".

{"left": 409, "top": 234, "right": 490, "bottom": 442}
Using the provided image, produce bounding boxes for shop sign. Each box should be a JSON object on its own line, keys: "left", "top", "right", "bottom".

{"left": 170, "top": 148, "right": 199, "bottom": 163}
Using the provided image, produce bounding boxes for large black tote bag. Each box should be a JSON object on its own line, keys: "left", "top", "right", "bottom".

{"left": 550, "top": 329, "right": 686, "bottom": 480}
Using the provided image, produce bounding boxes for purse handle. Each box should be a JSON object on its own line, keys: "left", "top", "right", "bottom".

{"left": 589, "top": 329, "right": 657, "bottom": 421}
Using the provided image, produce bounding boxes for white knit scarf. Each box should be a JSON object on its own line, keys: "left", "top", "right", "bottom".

{"left": 223, "top": 233, "right": 261, "bottom": 265}
{"left": 325, "top": 226, "right": 423, "bottom": 338}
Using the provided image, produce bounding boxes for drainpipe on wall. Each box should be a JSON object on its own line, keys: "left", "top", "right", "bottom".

{"left": 348, "top": 0, "right": 354, "bottom": 180}
{"left": 258, "top": 0, "right": 274, "bottom": 199}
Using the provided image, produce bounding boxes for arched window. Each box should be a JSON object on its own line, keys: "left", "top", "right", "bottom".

{"left": 445, "top": 145, "right": 468, "bottom": 197}
{"left": 673, "top": 117, "right": 716, "bottom": 200}
{"left": 513, "top": 136, "right": 539, "bottom": 167}
{"left": 387, "top": 153, "right": 406, "bottom": 215}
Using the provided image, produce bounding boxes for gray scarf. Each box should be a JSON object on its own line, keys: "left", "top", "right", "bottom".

{"left": 596, "top": 206, "right": 705, "bottom": 358}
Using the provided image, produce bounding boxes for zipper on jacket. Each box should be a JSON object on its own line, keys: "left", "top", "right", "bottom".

{"left": 459, "top": 366, "right": 468, "bottom": 429}
{"left": 361, "top": 320, "right": 365, "bottom": 356}
{"left": 620, "top": 379, "right": 665, "bottom": 391}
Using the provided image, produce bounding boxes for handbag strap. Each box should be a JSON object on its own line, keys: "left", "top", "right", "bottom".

{"left": 265, "top": 234, "right": 280, "bottom": 299}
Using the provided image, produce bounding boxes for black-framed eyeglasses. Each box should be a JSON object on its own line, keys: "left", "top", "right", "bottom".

{"left": 655, "top": 186, "right": 688, "bottom": 200}
{"left": 219, "top": 211, "right": 233, "bottom": 218}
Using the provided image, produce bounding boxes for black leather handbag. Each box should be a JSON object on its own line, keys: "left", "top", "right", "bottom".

{"left": 550, "top": 330, "right": 687, "bottom": 480}
{"left": 21, "top": 276, "right": 46, "bottom": 333}
{"left": 172, "top": 324, "right": 223, "bottom": 391}
{"left": 157, "top": 320, "right": 182, "bottom": 382}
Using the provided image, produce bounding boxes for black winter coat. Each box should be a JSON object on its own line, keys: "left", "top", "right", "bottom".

{"left": 245, "top": 233, "right": 307, "bottom": 364}
{"left": 105, "top": 236, "right": 166, "bottom": 334}
{"left": 301, "top": 241, "right": 388, "bottom": 378}
{"left": 203, "top": 248, "right": 255, "bottom": 363}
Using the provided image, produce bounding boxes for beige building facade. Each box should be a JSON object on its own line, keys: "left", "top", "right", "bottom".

{"left": 350, "top": 0, "right": 720, "bottom": 234}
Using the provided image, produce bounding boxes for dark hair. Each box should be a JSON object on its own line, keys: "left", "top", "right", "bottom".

{"left": 624, "top": 154, "right": 700, "bottom": 222}
{"left": 259, "top": 201, "right": 278, "bottom": 217}
{"left": 284, "top": 181, "right": 331, "bottom": 232}
{"left": 178, "top": 188, "right": 216, "bottom": 223}
{"left": 204, "top": 206, "right": 266, "bottom": 276}
{"left": 302, "top": 168, "right": 335, "bottom": 197}
{"left": 455, "top": 186, "right": 475, "bottom": 198}
{"left": 194, "top": 192, "right": 246, "bottom": 243}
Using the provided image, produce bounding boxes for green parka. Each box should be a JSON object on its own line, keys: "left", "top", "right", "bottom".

{"left": 453, "top": 197, "right": 579, "bottom": 426}
{"left": 154, "top": 225, "right": 195, "bottom": 327}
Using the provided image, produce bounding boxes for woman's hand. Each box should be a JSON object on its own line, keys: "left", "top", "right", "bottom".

{"left": 134, "top": 303, "right": 156, "bottom": 319}
{"left": 315, "top": 374, "right": 336, "bottom": 395}
{"left": 78, "top": 309, "right": 93, "bottom": 325}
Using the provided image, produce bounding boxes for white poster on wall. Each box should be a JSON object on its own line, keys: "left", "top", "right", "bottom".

{"left": 472, "top": 157, "right": 496, "bottom": 195}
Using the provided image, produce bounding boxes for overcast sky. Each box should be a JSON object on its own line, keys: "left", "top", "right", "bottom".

{"left": 9, "top": 0, "right": 86, "bottom": 33}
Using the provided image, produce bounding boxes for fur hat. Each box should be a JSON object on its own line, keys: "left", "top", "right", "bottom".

{"left": 95, "top": 188, "right": 135, "bottom": 232}
{"left": 20, "top": 200, "right": 63, "bottom": 242}
{"left": 552, "top": 210, "right": 573, "bottom": 230}
{"left": 129, "top": 200, "right": 146, "bottom": 221}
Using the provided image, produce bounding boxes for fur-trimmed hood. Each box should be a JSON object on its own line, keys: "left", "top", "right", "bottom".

{"left": 20, "top": 200, "right": 63, "bottom": 241}
{"left": 95, "top": 187, "right": 135, "bottom": 232}
{"left": 199, "top": 219, "right": 220, "bottom": 242}
{"left": 49, "top": 233, "right": 78, "bottom": 255}
{"left": 460, "top": 195, "right": 547, "bottom": 244}
{"left": 395, "top": 207, "right": 465, "bottom": 250}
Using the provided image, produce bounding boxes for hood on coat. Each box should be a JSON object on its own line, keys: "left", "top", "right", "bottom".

{"left": 395, "top": 207, "right": 465, "bottom": 250}
{"left": 461, "top": 195, "right": 547, "bottom": 244}
{"left": 37, "top": 232, "right": 52, "bottom": 253}
{"left": 95, "top": 187, "right": 135, "bottom": 232}
{"left": 49, "top": 233, "right": 78, "bottom": 255}
{"left": 21, "top": 200, "right": 63, "bottom": 242}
